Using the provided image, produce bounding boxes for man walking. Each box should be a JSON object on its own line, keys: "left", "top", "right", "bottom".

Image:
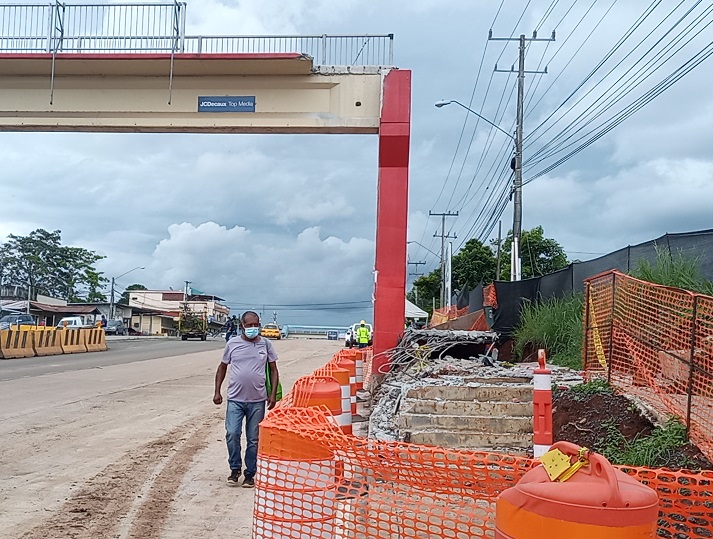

{"left": 213, "top": 311, "right": 279, "bottom": 487}
{"left": 356, "top": 320, "right": 371, "bottom": 349}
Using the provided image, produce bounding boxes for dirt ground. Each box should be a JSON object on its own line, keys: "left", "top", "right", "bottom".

{"left": 553, "top": 388, "right": 713, "bottom": 470}
{"left": 0, "top": 338, "right": 341, "bottom": 539}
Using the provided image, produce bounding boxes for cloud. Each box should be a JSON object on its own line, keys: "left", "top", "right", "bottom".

{"left": 1, "top": 1, "right": 712, "bottom": 325}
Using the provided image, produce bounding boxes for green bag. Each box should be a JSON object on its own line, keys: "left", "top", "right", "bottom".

{"left": 265, "top": 361, "right": 282, "bottom": 401}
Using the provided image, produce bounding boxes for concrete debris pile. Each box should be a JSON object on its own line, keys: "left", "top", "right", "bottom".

{"left": 367, "top": 331, "right": 583, "bottom": 452}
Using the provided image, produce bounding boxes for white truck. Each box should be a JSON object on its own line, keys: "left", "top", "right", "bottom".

{"left": 56, "top": 316, "right": 95, "bottom": 329}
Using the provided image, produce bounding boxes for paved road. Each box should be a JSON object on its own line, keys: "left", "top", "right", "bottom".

{"left": 0, "top": 338, "right": 341, "bottom": 539}
{"left": 0, "top": 337, "right": 225, "bottom": 381}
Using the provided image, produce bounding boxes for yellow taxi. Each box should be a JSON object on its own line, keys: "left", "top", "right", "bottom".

{"left": 260, "top": 323, "right": 281, "bottom": 340}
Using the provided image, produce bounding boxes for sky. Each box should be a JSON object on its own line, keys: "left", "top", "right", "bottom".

{"left": 1, "top": 0, "right": 712, "bottom": 326}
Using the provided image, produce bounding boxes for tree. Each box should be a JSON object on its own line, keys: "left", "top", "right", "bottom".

{"left": 494, "top": 225, "right": 569, "bottom": 280}
{"left": 120, "top": 284, "right": 148, "bottom": 305}
{"left": 409, "top": 239, "right": 497, "bottom": 313}
{"left": 0, "top": 229, "right": 107, "bottom": 301}
{"left": 410, "top": 269, "right": 441, "bottom": 313}
{"left": 451, "top": 238, "right": 497, "bottom": 290}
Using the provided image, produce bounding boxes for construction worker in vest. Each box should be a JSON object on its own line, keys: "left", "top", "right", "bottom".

{"left": 356, "top": 320, "right": 370, "bottom": 349}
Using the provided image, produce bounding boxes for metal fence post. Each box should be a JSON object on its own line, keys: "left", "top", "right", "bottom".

{"left": 607, "top": 272, "right": 616, "bottom": 384}
{"left": 582, "top": 282, "right": 591, "bottom": 373}
{"left": 388, "top": 33, "right": 394, "bottom": 65}
{"left": 46, "top": 4, "right": 54, "bottom": 53}
{"left": 179, "top": 2, "right": 187, "bottom": 52}
{"left": 321, "top": 34, "right": 327, "bottom": 65}
{"left": 686, "top": 295, "right": 699, "bottom": 437}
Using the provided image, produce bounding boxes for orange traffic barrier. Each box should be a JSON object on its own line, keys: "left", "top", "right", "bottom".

{"left": 292, "top": 376, "right": 343, "bottom": 430}
{"left": 0, "top": 329, "right": 35, "bottom": 359}
{"left": 33, "top": 328, "right": 63, "bottom": 357}
{"left": 496, "top": 441, "right": 658, "bottom": 539}
{"left": 533, "top": 349, "right": 553, "bottom": 458}
{"left": 316, "top": 364, "right": 352, "bottom": 434}
{"left": 333, "top": 353, "right": 357, "bottom": 415}
{"left": 59, "top": 328, "right": 87, "bottom": 354}
{"left": 258, "top": 357, "right": 713, "bottom": 538}
{"left": 255, "top": 407, "right": 338, "bottom": 539}
{"left": 84, "top": 328, "right": 108, "bottom": 352}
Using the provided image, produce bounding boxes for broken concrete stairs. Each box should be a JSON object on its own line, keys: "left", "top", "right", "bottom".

{"left": 398, "top": 378, "right": 533, "bottom": 452}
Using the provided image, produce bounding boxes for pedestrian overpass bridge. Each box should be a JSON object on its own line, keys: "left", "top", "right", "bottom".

{"left": 0, "top": 2, "right": 410, "bottom": 369}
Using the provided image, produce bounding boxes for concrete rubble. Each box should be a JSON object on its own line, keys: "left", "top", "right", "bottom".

{"left": 364, "top": 329, "right": 583, "bottom": 452}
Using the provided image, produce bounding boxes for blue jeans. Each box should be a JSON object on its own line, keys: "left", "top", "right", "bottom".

{"left": 225, "top": 400, "right": 265, "bottom": 477}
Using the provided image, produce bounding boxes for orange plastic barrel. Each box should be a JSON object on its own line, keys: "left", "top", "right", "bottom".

{"left": 315, "top": 365, "right": 352, "bottom": 435}
{"left": 293, "top": 375, "right": 343, "bottom": 429}
{"left": 495, "top": 441, "right": 659, "bottom": 539}
{"left": 255, "top": 409, "right": 337, "bottom": 538}
{"left": 332, "top": 355, "right": 357, "bottom": 415}
{"left": 353, "top": 350, "right": 365, "bottom": 390}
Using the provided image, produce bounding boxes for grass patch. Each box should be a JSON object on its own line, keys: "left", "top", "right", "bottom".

{"left": 632, "top": 245, "right": 713, "bottom": 295}
{"left": 600, "top": 416, "right": 695, "bottom": 468}
{"left": 565, "top": 379, "right": 613, "bottom": 401}
{"left": 513, "top": 293, "right": 583, "bottom": 369}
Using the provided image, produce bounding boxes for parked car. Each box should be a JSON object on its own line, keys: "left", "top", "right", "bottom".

{"left": 260, "top": 323, "right": 281, "bottom": 340}
{"left": 56, "top": 316, "right": 92, "bottom": 329}
{"left": 0, "top": 313, "right": 36, "bottom": 330}
{"left": 104, "top": 319, "right": 127, "bottom": 336}
{"left": 345, "top": 322, "right": 373, "bottom": 348}
{"left": 280, "top": 325, "right": 289, "bottom": 339}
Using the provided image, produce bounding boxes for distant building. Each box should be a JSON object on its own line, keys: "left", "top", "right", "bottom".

{"left": 127, "top": 289, "right": 229, "bottom": 335}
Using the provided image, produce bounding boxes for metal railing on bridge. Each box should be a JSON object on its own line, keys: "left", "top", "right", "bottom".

{"left": 0, "top": 2, "right": 394, "bottom": 66}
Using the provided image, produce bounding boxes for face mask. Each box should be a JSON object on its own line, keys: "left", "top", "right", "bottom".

{"left": 243, "top": 327, "right": 260, "bottom": 339}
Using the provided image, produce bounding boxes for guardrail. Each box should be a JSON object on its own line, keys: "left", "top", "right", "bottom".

{"left": 0, "top": 3, "right": 394, "bottom": 66}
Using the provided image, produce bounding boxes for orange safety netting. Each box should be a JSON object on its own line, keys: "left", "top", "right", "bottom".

{"left": 254, "top": 346, "right": 713, "bottom": 538}
{"left": 584, "top": 270, "right": 713, "bottom": 462}
{"left": 429, "top": 306, "right": 469, "bottom": 327}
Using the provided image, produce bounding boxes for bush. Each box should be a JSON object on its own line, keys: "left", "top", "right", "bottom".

{"left": 632, "top": 245, "right": 713, "bottom": 295}
{"left": 512, "top": 293, "right": 584, "bottom": 369}
{"left": 601, "top": 416, "right": 695, "bottom": 468}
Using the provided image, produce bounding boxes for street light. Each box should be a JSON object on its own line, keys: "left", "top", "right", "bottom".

{"left": 407, "top": 240, "right": 439, "bottom": 259}
{"left": 435, "top": 99, "right": 522, "bottom": 281}
{"left": 110, "top": 266, "right": 145, "bottom": 319}
{"left": 435, "top": 100, "right": 515, "bottom": 141}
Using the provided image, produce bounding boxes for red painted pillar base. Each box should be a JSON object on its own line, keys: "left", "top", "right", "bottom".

{"left": 373, "top": 70, "right": 411, "bottom": 375}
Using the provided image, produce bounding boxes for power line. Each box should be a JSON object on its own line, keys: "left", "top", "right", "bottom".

{"left": 524, "top": 38, "right": 713, "bottom": 183}
{"left": 525, "top": 2, "right": 711, "bottom": 168}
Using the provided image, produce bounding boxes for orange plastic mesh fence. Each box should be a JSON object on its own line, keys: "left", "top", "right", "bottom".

{"left": 430, "top": 306, "right": 469, "bottom": 327}
{"left": 256, "top": 348, "right": 713, "bottom": 538}
{"left": 584, "top": 270, "right": 713, "bottom": 461}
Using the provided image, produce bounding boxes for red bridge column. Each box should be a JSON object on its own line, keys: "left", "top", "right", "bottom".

{"left": 373, "top": 69, "right": 411, "bottom": 375}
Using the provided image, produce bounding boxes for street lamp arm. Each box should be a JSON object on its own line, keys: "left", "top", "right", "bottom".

{"left": 115, "top": 266, "right": 145, "bottom": 280}
{"left": 407, "top": 241, "right": 439, "bottom": 258}
{"left": 435, "top": 100, "right": 515, "bottom": 141}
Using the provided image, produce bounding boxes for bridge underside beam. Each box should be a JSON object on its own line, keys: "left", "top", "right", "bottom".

{"left": 0, "top": 53, "right": 382, "bottom": 134}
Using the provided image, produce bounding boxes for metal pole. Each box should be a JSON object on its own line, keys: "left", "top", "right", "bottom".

{"left": 110, "top": 277, "right": 115, "bottom": 319}
{"left": 445, "top": 241, "right": 453, "bottom": 308}
{"left": 496, "top": 220, "right": 502, "bottom": 279}
{"left": 686, "top": 296, "right": 699, "bottom": 437}
{"left": 440, "top": 214, "right": 445, "bottom": 307}
{"left": 512, "top": 34, "right": 525, "bottom": 282}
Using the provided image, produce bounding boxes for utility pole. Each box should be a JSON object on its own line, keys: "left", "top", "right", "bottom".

{"left": 489, "top": 29, "right": 554, "bottom": 281}
{"left": 408, "top": 260, "right": 426, "bottom": 306}
{"left": 429, "top": 210, "right": 458, "bottom": 308}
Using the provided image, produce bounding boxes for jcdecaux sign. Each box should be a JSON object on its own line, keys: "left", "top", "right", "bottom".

{"left": 198, "top": 96, "right": 256, "bottom": 113}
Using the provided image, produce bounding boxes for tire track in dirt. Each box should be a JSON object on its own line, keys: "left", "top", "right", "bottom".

{"left": 19, "top": 413, "right": 217, "bottom": 539}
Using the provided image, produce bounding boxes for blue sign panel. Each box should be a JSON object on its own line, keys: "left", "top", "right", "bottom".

{"left": 198, "top": 96, "right": 256, "bottom": 113}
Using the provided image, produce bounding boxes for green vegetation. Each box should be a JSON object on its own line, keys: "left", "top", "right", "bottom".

{"left": 632, "top": 245, "right": 713, "bottom": 295}
{"left": 601, "top": 416, "right": 695, "bottom": 468}
{"left": 409, "top": 226, "right": 568, "bottom": 313}
{"left": 512, "top": 293, "right": 584, "bottom": 369}
{"left": 565, "top": 379, "right": 613, "bottom": 401}
{"left": 0, "top": 228, "right": 107, "bottom": 302}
